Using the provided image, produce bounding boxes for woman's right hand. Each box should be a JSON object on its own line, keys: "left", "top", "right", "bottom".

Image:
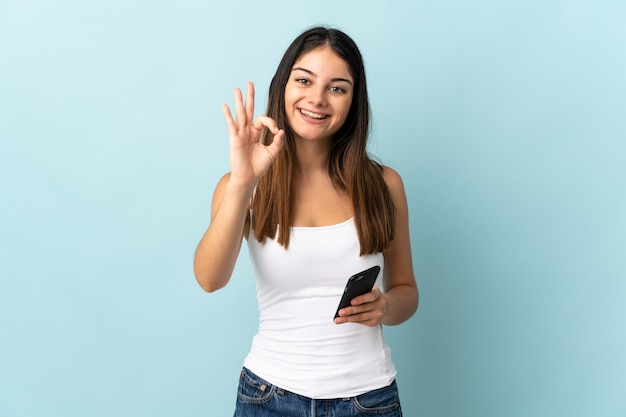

{"left": 222, "top": 81, "right": 285, "bottom": 188}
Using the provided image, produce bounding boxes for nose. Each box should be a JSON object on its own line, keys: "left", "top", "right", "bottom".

{"left": 308, "top": 86, "right": 327, "bottom": 107}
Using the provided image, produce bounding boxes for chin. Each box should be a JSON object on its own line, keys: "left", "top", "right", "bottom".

{"left": 293, "top": 131, "right": 333, "bottom": 143}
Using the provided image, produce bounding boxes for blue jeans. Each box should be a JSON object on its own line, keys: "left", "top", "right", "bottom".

{"left": 233, "top": 367, "right": 403, "bottom": 417}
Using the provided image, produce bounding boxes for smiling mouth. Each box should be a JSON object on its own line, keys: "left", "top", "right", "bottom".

{"left": 299, "top": 108, "right": 329, "bottom": 120}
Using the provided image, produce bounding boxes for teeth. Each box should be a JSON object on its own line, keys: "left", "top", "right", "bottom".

{"left": 300, "top": 109, "right": 327, "bottom": 119}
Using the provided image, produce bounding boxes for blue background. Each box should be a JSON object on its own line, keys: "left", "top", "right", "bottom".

{"left": 1, "top": 0, "right": 625, "bottom": 416}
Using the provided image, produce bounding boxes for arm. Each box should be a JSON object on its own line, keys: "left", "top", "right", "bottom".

{"left": 380, "top": 167, "right": 419, "bottom": 325}
{"left": 193, "top": 82, "right": 284, "bottom": 292}
{"left": 193, "top": 174, "right": 253, "bottom": 292}
{"left": 334, "top": 167, "right": 418, "bottom": 326}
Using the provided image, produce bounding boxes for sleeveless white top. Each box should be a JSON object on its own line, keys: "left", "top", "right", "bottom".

{"left": 244, "top": 218, "right": 396, "bottom": 399}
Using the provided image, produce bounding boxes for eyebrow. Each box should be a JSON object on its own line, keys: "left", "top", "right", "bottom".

{"left": 291, "top": 67, "right": 353, "bottom": 85}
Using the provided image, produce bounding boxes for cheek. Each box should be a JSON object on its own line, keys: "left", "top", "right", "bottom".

{"left": 338, "top": 98, "right": 353, "bottom": 121}
{"left": 284, "top": 91, "right": 295, "bottom": 110}
{"left": 284, "top": 86, "right": 297, "bottom": 107}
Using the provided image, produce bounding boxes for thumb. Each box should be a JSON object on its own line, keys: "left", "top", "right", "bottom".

{"left": 266, "top": 129, "right": 285, "bottom": 159}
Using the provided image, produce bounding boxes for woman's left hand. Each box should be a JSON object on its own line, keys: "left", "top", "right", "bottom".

{"left": 334, "top": 288, "right": 387, "bottom": 327}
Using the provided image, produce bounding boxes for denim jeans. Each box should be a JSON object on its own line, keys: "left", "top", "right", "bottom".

{"left": 233, "top": 367, "right": 403, "bottom": 417}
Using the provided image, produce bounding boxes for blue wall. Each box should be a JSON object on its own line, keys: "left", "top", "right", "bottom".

{"left": 1, "top": 1, "right": 624, "bottom": 416}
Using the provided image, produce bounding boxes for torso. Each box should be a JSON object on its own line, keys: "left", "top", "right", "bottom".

{"left": 244, "top": 215, "right": 395, "bottom": 398}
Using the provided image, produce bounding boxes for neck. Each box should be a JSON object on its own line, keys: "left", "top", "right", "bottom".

{"left": 294, "top": 137, "right": 332, "bottom": 177}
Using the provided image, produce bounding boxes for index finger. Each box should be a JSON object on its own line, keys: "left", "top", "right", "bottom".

{"left": 252, "top": 115, "right": 281, "bottom": 134}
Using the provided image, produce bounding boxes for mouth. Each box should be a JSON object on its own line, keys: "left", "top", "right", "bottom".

{"left": 299, "top": 108, "right": 329, "bottom": 120}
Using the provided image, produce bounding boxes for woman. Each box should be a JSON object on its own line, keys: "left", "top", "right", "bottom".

{"left": 194, "top": 26, "right": 418, "bottom": 417}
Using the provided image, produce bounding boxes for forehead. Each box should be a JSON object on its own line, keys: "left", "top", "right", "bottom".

{"left": 292, "top": 46, "right": 353, "bottom": 80}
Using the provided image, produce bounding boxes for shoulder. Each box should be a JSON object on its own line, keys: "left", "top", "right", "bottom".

{"left": 211, "top": 173, "right": 231, "bottom": 205}
{"left": 211, "top": 173, "right": 230, "bottom": 210}
{"left": 381, "top": 166, "right": 406, "bottom": 196}
{"left": 381, "top": 166, "right": 409, "bottom": 214}
{"left": 216, "top": 172, "right": 232, "bottom": 188}
{"left": 213, "top": 172, "right": 237, "bottom": 198}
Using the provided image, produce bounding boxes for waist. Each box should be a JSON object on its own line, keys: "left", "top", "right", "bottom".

{"left": 243, "top": 318, "right": 396, "bottom": 398}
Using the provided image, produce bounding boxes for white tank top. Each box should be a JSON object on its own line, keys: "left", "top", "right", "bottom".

{"left": 244, "top": 217, "right": 397, "bottom": 399}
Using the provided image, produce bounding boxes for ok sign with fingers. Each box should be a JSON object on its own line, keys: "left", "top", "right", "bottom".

{"left": 222, "top": 82, "right": 285, "bottom": 188}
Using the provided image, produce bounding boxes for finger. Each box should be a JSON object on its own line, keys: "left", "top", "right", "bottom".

{"left": 252, "top": 115, "right": 280, "bottom": 134}
{"left": 351, "top": 288, "right": 381, "bottom": 306}
{"left": 245, "top": 82, "right": 255, "bottom": 124}
{"left": 267, "top": 129, "right": 285, "bottom": 155}
{"left": 233, "top": 87, "right": 246, "bottom": 127}
{"left": 340, "top": 302, "right": 372, "bottom": 317}
{"left": 340, "top": 310, "right": 369, "bottom": 322}
{"left": 260, "top": 130, "right": 284, "bottom": 166}
{"left": 222, "top": 104, "right": 236, "bottom": 132}
{"left": 335, "top": 310, "right": 380, "bottom": 327}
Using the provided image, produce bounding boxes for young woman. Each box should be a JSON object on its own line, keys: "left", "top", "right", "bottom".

{"left": 194, "top": 26, "right": 418, "bottom": 417}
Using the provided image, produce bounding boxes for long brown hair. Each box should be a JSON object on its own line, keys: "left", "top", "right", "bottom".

{"left": 251, "top": 27, "right": 395, "bottom": 255}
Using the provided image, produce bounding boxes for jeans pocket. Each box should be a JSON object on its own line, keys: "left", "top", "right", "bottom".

{"left": 236, "top": 368, "right": 276, "bottom": 405}
{"left": 352, "top": 380, "right": 401, "bottom": 415}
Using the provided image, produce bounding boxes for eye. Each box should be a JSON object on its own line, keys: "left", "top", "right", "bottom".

{"left": 330, "top": 86, "right": 347, "bottom": 94}
{"left": 295, "top": 78, "right": 310, "bottom": 85}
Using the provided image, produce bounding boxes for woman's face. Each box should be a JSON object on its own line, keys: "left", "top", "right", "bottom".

{"left": 284, "top": 46, "right": 354, "bottom": 144}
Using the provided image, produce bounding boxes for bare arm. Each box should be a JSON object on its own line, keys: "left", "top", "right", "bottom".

{"left": 379, "top": 167, "right": 419, "bottom": 325}
{"left": 335, "top": 167, "right": 418, "bottom": 326}
{"left": 193, "top": 82, "right": 284, "bottom": 292}
{"left": 193, "top": 174, "right": 253, "bottom": 292}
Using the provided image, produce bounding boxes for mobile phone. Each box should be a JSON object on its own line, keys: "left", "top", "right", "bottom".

{"left": 333, "top": 265, "right": 381, "bottom": 319}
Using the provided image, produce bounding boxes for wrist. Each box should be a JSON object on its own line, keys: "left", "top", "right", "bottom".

{"left": 380, "top": 291, "right": 392, "bottom": 325}
{"left": 225, "top": 177, "right": 256, "bottom": 196}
